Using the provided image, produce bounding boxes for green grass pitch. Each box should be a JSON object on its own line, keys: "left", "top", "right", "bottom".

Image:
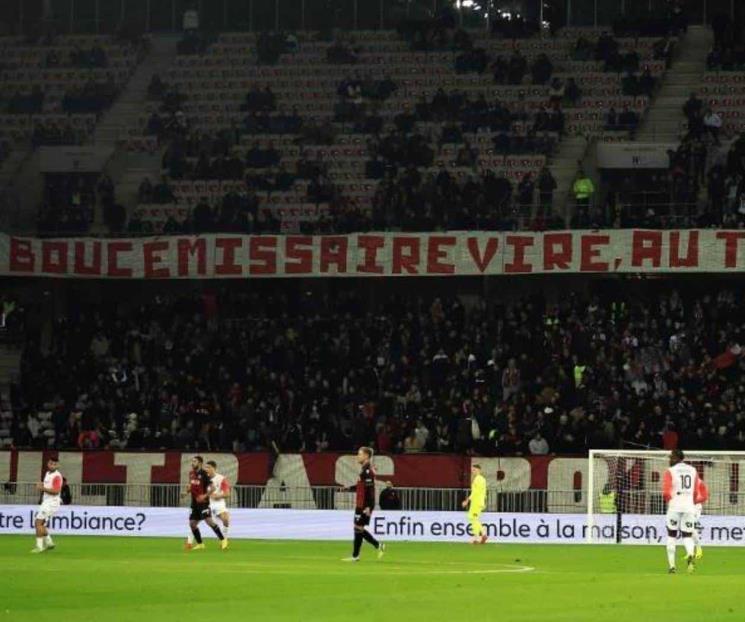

{"left": 2, "top": 536, "right": 744, "bottom": 621}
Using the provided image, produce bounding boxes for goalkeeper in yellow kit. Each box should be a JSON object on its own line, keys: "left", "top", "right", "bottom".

{"left": 462, "top": 464, "right": 488, "bottom": 544}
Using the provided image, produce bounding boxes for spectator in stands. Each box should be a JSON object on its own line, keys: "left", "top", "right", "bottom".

{"left": 327, "top": 39, "right": 358, "bottom": 64}
{"left": 548, "top": 78, "right": 565, "bottom": 105}
{"left": 537, "top": 167, "right": 557, "bottom": 212}
{"left": 638, "top": 67, "right": 656, "bottom": 97}
{"left": 152, "top": 176, "right": 176, "bottom": 204}
{"left": 531, "top": 53, "right": 553, "bottom": 85}
{"left": 703, "top": 108, "right": 722, "bottom": 146}
{"left": 528, "top": 431, "right": 549, "bottom": 455}
{"left": 507, "top": 50, "right": 527, "bottom": 85}
{"left": 618, "top": 105, "right": 639, "bottom": 133}
{"left": 564, "top": 78, "right": 581, "bottom": 106}
{"left": 456, "top": 141, "right": 478, "bottom": 167}
{"left": 683, "top": 92, "right": 703, "bottom": 127}
{"left": 517, "top": 173, "right": 535, "bottom": 211}
{"left": 708, "top": 164, "right": 727, "bottom": 223}
{"left": 148, "top": 74, "right": 165, "bottom": 99}
{"left": 606, "top": 107, "right": 618, "bottom": 131}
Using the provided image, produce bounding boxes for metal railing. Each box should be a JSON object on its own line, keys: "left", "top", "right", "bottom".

{"left": 6, "top": 482, "right": 745, "bottom": 514}
{"left": 5, "top": 482, "right": 745, "bottom": 516}
{"left": 4, "top": 482, "right": 577, "bottom": 512}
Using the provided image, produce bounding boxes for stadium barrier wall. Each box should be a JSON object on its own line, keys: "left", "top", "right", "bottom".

{"left": 3, "top": 229, "right": 745, "bottom": 279}
{"left": 2, "top": 506, "right": 745, "bottom": 545}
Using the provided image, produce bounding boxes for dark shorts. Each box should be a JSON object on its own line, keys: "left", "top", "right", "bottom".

{"left": 354, "top": 509, "right": 371, "bottom": 528}
{"left": 189, "top": 503, "right": 211, "bottom": 522}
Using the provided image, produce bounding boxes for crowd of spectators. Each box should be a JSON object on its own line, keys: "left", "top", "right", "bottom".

{"left": 36, "top": 173, "right": 98, "bottom": 235}
{"left": 45, "top": 44, "right": 108, "bottom": 68}
{"left": 707, "top": 12, "right": 745, "bottom": 70}
{"left": 11, "top": 285, "right": 745, "bottom": 455}
{"left": 257, "top": 31, "right": 299, "bottom": 64}
{"left": 5, "top": 88, "right": 44, "bottom": 114}
{"left": 62, "top": 79, "right": 119, "bottom": 115}
{"left": 370, "top": 165, "right": 560, "bottom": 232}
{"left": 31, "top": 120, "right": 83, "bottom": 147}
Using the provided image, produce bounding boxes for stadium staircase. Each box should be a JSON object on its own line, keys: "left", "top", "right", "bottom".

{"left": 637, "top": 25, "right": 713, "bottom": 142}
{"left": 90, "top": 35, "right": 180, "bottom": 233}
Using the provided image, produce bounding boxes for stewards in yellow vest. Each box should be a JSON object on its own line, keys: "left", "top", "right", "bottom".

{"left": 573, "top": 170, "right": 595, "bottom": 202}
{"left": 599, "top": 484, "right": 617, "bottom": 513}
{"left": 573, "top": 169, "right": 595, "bottom": 224}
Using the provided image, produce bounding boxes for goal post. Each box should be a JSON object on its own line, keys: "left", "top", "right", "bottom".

{"left": 587, "top": 449, "right": 745, "bottom": 544}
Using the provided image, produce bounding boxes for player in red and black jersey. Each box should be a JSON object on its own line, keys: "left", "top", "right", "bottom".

{"left": 342, "top": 446, "right": 385, "bottom": 562}
{"left": 183, "top": 455, "right": 225, "bottom": 550}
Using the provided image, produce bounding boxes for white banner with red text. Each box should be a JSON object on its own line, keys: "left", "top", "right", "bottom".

{"left": 2, "top": 506, "right": 745, "bottom": 545}
{"left": 5, "top": 229, "right": 745, "bottom": 278}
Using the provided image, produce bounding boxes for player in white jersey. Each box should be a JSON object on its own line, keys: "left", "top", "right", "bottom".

{"left": 662, "top": 449, "right": 702, "bottom": 574}
{"left": 691, "top": 477, "right": 709, "bottom": 561}
{"left": 31, "top": 456, "right": 63, "bottom": 554}
{"left": 204, "top": 461, "right": 231, "bottom": 550}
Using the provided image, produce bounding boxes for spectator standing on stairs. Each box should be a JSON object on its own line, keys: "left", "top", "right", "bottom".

{"left": 537, "top": 167, "right": 557, "bottom": 213}
{"left": 572, "top": 169, "right": 595, "bottom": 226}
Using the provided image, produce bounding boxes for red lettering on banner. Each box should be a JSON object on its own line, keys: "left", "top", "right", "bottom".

{"left": 74, "top": 241, "right": 102, "bottom": 275}
{"left": 357, "top": 235, "right": 385, "bottom": 274}
{"left": 543, "top": 233, "right": 573, "bottom": 270}
{"left": 41, "top": 241, "right": 68, "bottom": 274}
{"left": 249, "top": 237, "right": 277, "bottom": 275}
{"left": 631, "top": 231, "right": 662, "bottom": 267}
{"left": 177, "top": 238, "right": 206, "bottom": 276}
{"left": 467, "top": 237, "right": 499, "bottom": 273}
{"left": 9, "top": 238, "right": 34, "bottom": 273}
{"left": 580, "top": 234, "right": 610, "bottom": 272}
{"left": 504, "top": 236, "right": 534, "bottom": 273}
{"left": 426, "top": 236, "right": 456, "bottom": 274}
{"left": 143, "top": 241, "right": 170, "bottom": 278}
{"left": 669, "top": 231, "right": 699, "bottom": 267}
{"left": 285, "top": 236, "right": 313, "bottom": 274}
{"left": 320, "top": 236, "right": 348, "bottom": 273}
{"left": 107, "top": 241, "right": 133, "bottom": 277}
{"left": 716, "top": 231, "right": 745, "bottom": 268}
{"left": 215, "top": 238, "right": 243, "bottom": 275}
{"left": 392, "top": 237, "right": 420, "bottom": 274}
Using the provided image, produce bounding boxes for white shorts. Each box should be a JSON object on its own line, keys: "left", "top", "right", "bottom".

{"left": 210, "top": 500, "right": 228, "bottom": 517}
{"left": 666, "top": 510, "right": 695, "bottom": 535}
{"left": 35, "top": 499, "right": 61, "bottom": 523}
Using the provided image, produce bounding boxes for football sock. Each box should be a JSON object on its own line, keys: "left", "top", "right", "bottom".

{"left": 666, "top": 537, "right": 676, "bottom": 568}
{"left": 187, "top": 532, "right": 194, "bottom": 545}
{"left": 683, "top": 537, "right": 694, "bottom": 558}
{"left": 362, "top": 530, "right": 379, "bottom": 549}
{"left": 36, "top": 537, "right": 44, "bottom": 550}
{"left": 470, "top": 516, "right": 484, "bottom": 538}
{"left": 211, "top": 524, "right": 225, "bottom": 540}
{"left": 44, "top": 535, "right": 54, "bottom": 547}
{"left": 222, "top": 525, "right": 229, "bottom": 538}
{"left": 191, "top": 527, "right": 203, "bottom": 544}
{"left": 353, "top": 532, "right": 363, "bottom": 558}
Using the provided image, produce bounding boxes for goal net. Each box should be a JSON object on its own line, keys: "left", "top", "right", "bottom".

{"left": 587, "top": 450, "right": 745, "bottom": 544}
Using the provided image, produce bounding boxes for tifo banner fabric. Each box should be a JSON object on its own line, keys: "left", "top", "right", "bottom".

{"left": 2, "top": 506, "right": 745, "bottom": 545}
{"left": 1, "top": 230, "right": 745, "bottom": 278}
{"left": 0, "top": 450, "right": 584, "bottom": 491}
